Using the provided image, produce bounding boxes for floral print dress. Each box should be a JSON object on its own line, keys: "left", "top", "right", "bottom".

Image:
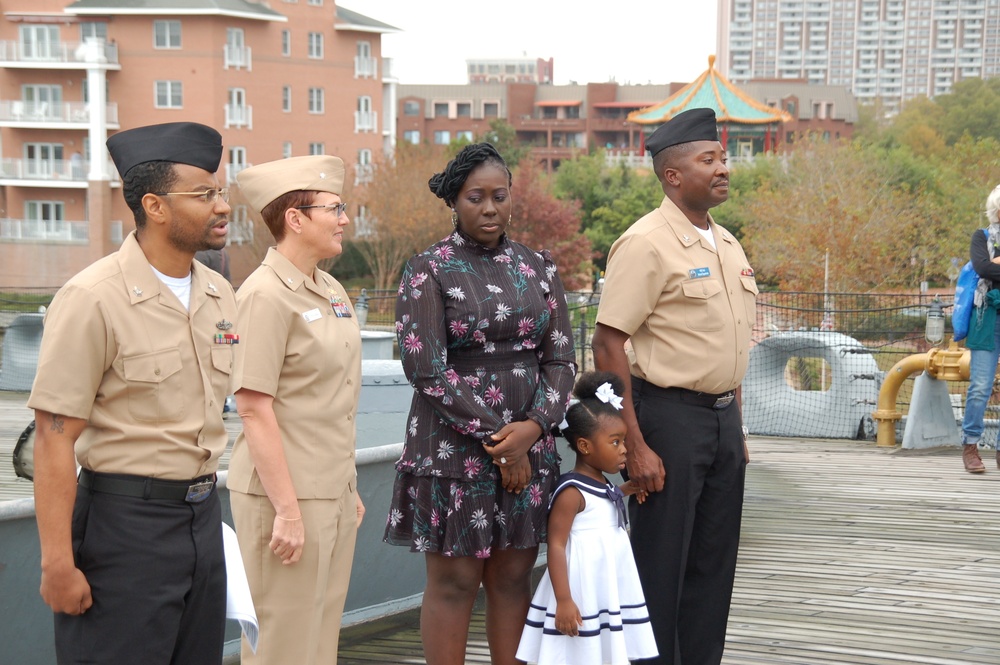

{"left": 384, "top": 230, "right": 576, "bottom": 558}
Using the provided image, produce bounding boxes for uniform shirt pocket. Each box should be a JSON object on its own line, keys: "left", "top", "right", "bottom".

{"left": 210, "top": 346, "right": 234, "bottom": 403}
{"left": 122, "top": 349, "right": 184, "bottom": 422}
{"left": 740, "top": 276, "right": 759, "bottom": 325}
{"left": 680, "top": 279, "right": 725, "bottom": 331}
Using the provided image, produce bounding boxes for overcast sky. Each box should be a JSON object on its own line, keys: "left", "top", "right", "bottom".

{"left": 345, "top": 1, "right": 720, "bottom": 86}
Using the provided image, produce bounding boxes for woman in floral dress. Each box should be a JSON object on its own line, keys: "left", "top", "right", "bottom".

{"left": 385, "top": 143, "right": 576, "bottom": 665}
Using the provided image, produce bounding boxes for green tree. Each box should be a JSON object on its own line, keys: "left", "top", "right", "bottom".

{"left": 553, "top": 152, "right": 661, "bottom": 269}
{"left": 478, "top": 119, "right": 530, "bottom": 167}
{"left": 935, "top": 78, "right": 1000, "bottom": 145}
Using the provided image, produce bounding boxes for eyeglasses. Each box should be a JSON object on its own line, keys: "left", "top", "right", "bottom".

{"left": 296, "top": 202, "right": 348, "bottom": 217}
{"left": 154, "top": 188, "right": 230, "bottom": 204}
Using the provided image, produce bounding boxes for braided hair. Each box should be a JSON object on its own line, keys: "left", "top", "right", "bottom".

{"left": 561, "top": 371, "right": 627, "bottom": 453}
{"left": 428, "top": 142, "right": 512, "bottom": 207}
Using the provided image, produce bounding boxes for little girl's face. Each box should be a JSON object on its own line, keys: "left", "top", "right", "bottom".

{"left": 584, "top": 415, "right": 628, "bottom": 475}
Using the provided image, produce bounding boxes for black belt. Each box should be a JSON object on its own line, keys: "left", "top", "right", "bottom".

{"left": 79, "top": 468, "right": 216, "bottom": 503}
{"left": 632, "top": 377, "right": 736, "bottom": 410}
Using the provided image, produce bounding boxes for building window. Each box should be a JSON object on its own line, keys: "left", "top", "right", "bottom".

{"left": 226, "top": 88, "right": 250, "bottom": 128}
{"left": 403, "top": 100, "right": 420, "bottom": 116}
{"left": 80, "top": 22, "right": 108, "bottom": 42}
{"left": 307, "top": 0, "right": 322, "bottom": 4}
{"left": 433, "top": 102, "right": 449, "bottom": 118}
{"left": 281, "top": 30, "right": 291, "bottom": 56}
{"left": 484, "top": 102, "right": 499, "bottom": 117}
{"left": 227, "top": 147, "right": 247, "bottom": 184}
{"left": 308, "top": 87, "right": 324, "bottom": 114}
{"left": 457, "top": 130, "right": 473, "bottom": 142}
{"left": 282, "top": 86, "right": 291, "bottom": 112}
{"left": 24, "top": 201, "right": 68, "bottom": 241}
{"left": 403, "top": 130, "right": 420, "bottom": 144}
{"left": 282, "top": 142, "right": 293, "bottom": 159}
{"left": 355, "top": 41, "right": 376, "bottom": 78}
{"left": 155, "top": 81, "right": 183, "bottom": 108}
{"left": 21, "top": 84, "right": 62, "bottom": 118}
{"left": 309, "top": 142, "right": 324, "bottom": 155}
{"left": 434, "top": 130, "right": 451, "bottom": 145}
{"left": 24, "top": 143, "right": 63, "bottom": 177}
{"left": 355, "top": 96, "right": 375, "bottom": 132}
{"left": 226, "top": 205, "right": 254, "bottom": 246}
{"left": 456, "top": 103, "right": 471, "bottom": 118}
{"left": 20, "top": 25, "right": 59, "bottom": 60}
{"left": 308, "top": 32, "right": 323, "bottom": 59}
{"left": 225, "top": 27, "right": 249, "bottom": 70}
{"left": 356, "top": 148, "right": 373, "bottom": 185}
{"left": 153, "top": 20, "right": 181, "bottom": 49}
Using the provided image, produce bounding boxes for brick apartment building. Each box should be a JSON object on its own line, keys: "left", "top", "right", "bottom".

{"left": 397, "top": 77, "right": 856, "bottom": 172}
{"left": 0, "top": 0, "right": 397, "bottom": 287}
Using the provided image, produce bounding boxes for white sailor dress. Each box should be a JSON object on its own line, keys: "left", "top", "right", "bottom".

{"left": 516, "top": 472, "right": 658, "bottom": 665}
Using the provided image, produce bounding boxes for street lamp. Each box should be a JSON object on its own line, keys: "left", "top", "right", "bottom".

{"left": 355, "top": 288, "right": 369, "bottom": 328}
{"left": 925, "top": 297, "right": 945, "bottom": 346}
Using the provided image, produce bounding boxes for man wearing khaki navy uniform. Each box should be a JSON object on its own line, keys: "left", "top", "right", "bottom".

{"left": 592, "top": 108, "right": 757, "bottom": 665}
{"left": 29, "top": 122, "right": 237, "bottom": 665}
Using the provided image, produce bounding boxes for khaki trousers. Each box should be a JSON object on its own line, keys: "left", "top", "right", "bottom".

{"left": 231, "top": 484, "right": 358, "bottom": 665}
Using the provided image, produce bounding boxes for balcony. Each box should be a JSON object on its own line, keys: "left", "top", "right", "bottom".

{"left": 354, "top": 162, "right": 374, "bottom": 186}
{"left": 0, "top": 158, "right": 120, "bottom": 187}
{"left": 224, "top": 45, "right": 252, "bottom": 71}
{"left": 0, "top": 39, "right": 120, "bottom": 69}
{"left": 604, "top": 149, "right": 650, "bottom": 169}
{"left": 226, "top": 163, "right": 249, "bottom": 185}
{"left": 513, "top": 115, "right": 586, "bottom": 132}
{"left": 589, "top": 116, "right": 633, "bottom": 132}
{"left": 355, "top": 55, "right": 378, "bottom": 79}
{"left": 0, "top": 218, "right": 89, "bottom": 243}
{"left": 224, "top": 104, "right": 253, "bottom": 129}
{"left": 0, "top": 101, "right": 119, "bottom": 129}
{"left": 354, "top": 111, "right": 377, "bottom": 133}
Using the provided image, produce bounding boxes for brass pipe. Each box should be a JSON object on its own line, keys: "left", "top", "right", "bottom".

{"left": 872, "top": 341, "right": 970, "bottom": 447}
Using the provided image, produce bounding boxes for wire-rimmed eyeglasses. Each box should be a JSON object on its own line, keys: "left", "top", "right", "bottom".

{"left": 154, "top": 188, "right": 230, "bottom": 204}
{"left": 296, "top": 202, "right": 348, "bottom": 217}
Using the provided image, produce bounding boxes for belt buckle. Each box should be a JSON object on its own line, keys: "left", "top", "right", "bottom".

{"left": 713, "top": 393, "right": 735, "bottom": 409}
{"left": 185, "top": 480, "right": 214, "bottom": 503}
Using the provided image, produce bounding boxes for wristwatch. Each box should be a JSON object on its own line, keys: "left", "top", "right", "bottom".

{"left": 741, "top": 426, "right": 749, "bottom": 442}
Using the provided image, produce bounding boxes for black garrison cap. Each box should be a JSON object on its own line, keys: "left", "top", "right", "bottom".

{"left": 645, "top": 108, "right": 720, "bottom": 157}
{"left": 107, "top": 122, "right": 223, "bottom": 178}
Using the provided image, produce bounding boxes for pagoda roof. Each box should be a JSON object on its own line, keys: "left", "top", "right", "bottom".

{"left": 628, "top": 56, "right": 792, "bottom": 126}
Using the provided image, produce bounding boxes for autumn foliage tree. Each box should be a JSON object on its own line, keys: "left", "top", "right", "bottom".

{"left": 352, "top": 141, "right": 453, "bottom": 293}
{"left": 508, "top": 159, "right": 594, "bottom": 290}
{"left": 737, "top": 136, "right": 930, "bottom": 292}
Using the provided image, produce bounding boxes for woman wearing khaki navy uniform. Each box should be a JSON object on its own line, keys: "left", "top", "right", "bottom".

{"left": 28, "top": 122, "right": 237, "bottom": 664}
{"left": 228, "top": 155, "right": 364, "bottom": 665}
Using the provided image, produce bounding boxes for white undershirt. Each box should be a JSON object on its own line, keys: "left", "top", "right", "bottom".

{"left": 151, "top": 266, "right": 192, "bottom": 311}
{"left": 694, "top": 224, "right": 717, "bottom": 250}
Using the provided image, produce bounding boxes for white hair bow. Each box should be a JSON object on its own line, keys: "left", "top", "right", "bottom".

{"left": 595, "top": 383, "right": 624, "bottom": 410}
{"left": 558, "top": 398, "right": 579, "bottom": 431}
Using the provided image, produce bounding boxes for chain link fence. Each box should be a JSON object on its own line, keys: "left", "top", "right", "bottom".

{"left": 2, "top": 287, "right": 983, "bottom": 443}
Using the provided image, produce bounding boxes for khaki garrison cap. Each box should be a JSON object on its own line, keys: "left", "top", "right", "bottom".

{"left": 237, "top": 155, "right": 346, "bottom": 214}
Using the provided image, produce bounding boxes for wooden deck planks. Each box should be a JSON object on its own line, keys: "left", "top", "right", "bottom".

{"left": 4, "top": 389, "right": 1000, "bottom": 664}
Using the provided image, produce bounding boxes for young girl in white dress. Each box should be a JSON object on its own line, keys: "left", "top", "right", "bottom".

{"left": 516, "top": 371, "right": 659, "bottom": 665}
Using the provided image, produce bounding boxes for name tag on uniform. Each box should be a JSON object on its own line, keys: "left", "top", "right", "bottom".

{"left": 689, "top": 267, "right": 711, "bottom": 279}
{"left": 302, "top": 308, "right": 322, "bottom": 323}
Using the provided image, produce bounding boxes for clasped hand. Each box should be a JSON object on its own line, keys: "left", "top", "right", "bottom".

{"left": 485, "top": 420, "right": 543, "bottom": 494}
